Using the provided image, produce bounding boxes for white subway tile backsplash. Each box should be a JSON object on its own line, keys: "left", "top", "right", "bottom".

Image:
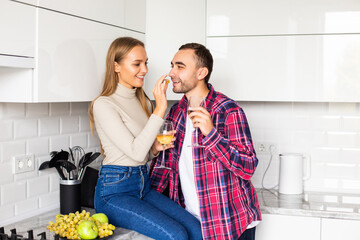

{"left": 1, "top": 182, "right": 26, "bottom": 205}
{"left": 1, "top": 141, "right": 26, "bottom": 162}
{"left": 0, "top": 205, "right": 15, "bottom": 222}
{"left": 70, "top": 133, "right": 88, "bottom": 149}
{"left": 39, "top": 118, "right": 60, "bottom": 136}
{"left": 15, "top": 198, "right": 38, "bottom": 216}
{"left": 0, "top": 161, "right": 14, "bottom": 184}
{"left": 49, "top": 135, "right": 70, "bottom": 152}
{"left": 27, "top": 175, "right": 49, "bottom": 198}
{"left": 0, "top": 102, "right": 96, "bottom": 224}
{"left": 0, "top": 120, "right": 13, "bottom": 141}
{"left": 341, "top": 148, "right": 360, "bottom": 163}
{"left": 14, "top": 119, "right": 38, "bottom": 139}
{"left": 27, "top": 137, "right": 49, "bottom": 156}
{"left": 49, "top": 173, "right": 60, "bottom": 192}
{"left": 0, "top": 103, "right": 26, "bottom": 119}
{"left": 313, "top": 116, "right": 342, "bottom": 131}
{"left": 70, "top": 102, "right": 89, "bottom": 115}
{"left": 327, "top": 132, "right": 358, "bottom": 148}
{"left": 343, "top": 116, "right": 360, "bottom": 131}
{"left": 49, "top": 103, "right": 70, "bottom": 116}
{"left": 26, "top": 103, "right": 49, "bottom": 117}
{"left": 311, "top": 147, "right": 341, "bottom": 163}
{"left": 39, "top": 191, "right": 59, "bottom": 208}
{"left": 61, "top": 116, "right": 79, "bottom": 134}
{"left": 79, "top": 115, "right": 90, "bottom": 132}
{"left": 88, "top": 133, "right": 100, "bottom": 148}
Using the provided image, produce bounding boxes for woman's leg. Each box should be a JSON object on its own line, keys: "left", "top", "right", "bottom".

{"left": 143, "top": 189, "right": 203, "bottom": 240}
{"left": 96, "top": 194, "right": 188, "bottom": 240}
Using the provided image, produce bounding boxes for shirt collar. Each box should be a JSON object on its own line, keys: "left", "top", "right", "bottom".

{"left": 178, "top": 83, "right": 217, "bottom": 111}
{"left": 115, "top": 83, "right": 137, "bottom": 98}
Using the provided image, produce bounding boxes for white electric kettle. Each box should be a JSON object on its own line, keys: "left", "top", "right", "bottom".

{"left": 278, "top": 153, "right": 311, "bottom": 195}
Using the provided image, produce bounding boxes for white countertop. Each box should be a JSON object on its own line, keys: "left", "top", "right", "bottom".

{"left": 257, "top": 188, "right": 360, "bottom": 220}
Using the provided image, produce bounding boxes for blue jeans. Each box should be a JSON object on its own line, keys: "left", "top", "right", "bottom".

{"left": 94, "top": 165, "right": 202, "bottom": 240}
{"left": 239, "top": 227, "right": 256, "bottom": 240}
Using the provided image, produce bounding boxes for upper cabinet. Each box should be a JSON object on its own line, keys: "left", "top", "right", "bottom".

{"left": 0, "top": 0, "right": 146, "bottom": 102}
{"left": 144, "top": 0, "right": 206, "bottom": 100}
{"left": 0, "top": 0, "right": 36, "bottom": 67}
{"left": 207, "top": 0, "right": 360, "bottom": 36}
{"left": 38, "top": 0, "right": 145, "bottom": 33}
{"left": 207, "top": 0, "right": 360, "bottom": 102}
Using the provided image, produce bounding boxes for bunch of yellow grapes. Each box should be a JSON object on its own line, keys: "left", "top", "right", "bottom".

{"left": 46, "top": 210, "right": 115, "bottom": 239}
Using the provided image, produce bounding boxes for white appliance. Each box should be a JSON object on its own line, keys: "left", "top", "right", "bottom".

{"left": 278, "top": 153, "right": 311, "bottom": 194}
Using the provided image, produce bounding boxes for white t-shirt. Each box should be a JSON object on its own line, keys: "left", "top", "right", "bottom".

{"left": 178, "top": 115, "right": 201, "bottom": 221}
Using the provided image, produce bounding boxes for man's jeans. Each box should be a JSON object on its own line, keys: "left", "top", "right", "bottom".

{"left": 239, "top": 227, "right": 256, "bottom": 240}
{"left": 94, "top": 164, "right": 202, "bottom": 240}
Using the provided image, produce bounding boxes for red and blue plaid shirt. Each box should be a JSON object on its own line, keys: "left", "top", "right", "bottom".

{"left": 150, "top": 84, "right": 261, "bottom": 240}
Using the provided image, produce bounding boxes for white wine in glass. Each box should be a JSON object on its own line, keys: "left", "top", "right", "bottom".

{"left": 187, "top": 95, "right": 206, "bottom": 148}
{"left": 155, "top": 120, "right": 174, "bottom": 169}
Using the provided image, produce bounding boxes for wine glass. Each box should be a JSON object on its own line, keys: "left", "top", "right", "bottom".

{"left": 187, "top": 95, "right": 206, "bottom": 148}
{"left": 154, "top": 120, "right": 174, "bottom": 169}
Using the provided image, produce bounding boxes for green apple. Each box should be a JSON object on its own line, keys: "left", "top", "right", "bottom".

{"left": 91, "top": 213, "right": 109, "bottom": 224}
{"left": 77, "top": 220, "right": 98, "bottom": 239}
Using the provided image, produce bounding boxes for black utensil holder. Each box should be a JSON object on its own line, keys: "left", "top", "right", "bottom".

{"left": 60, "top": 179, "right": 81, "bottom": 214}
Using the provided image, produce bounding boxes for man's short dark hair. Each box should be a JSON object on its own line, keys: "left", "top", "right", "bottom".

{"left": 179, "top": 43, "right": 213, "bottom": 84}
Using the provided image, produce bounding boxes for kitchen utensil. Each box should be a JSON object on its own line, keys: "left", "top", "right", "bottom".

{"left": 49, "top": 150, "right": 69, "bottom": 180}
{"left": 77, "top": 152, "right": 98, "bottom": 180}
{"left": 54, "top": 160, "right": 76, "bottom": 175}
{"left": 278, "top": 153, "right": 311, "bottom": 195}
{"left": 83, "top": 152, "right": 100, "bottom": 168}
{"left": 38, "top": 161, "right": 50, "bottom": 170}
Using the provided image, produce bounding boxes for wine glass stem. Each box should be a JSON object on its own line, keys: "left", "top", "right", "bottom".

{"left": 161, "top": 145, "right": 166, "bottom": 167}
{"left": 195, "top": 128, "right": 199, "bottom": 146}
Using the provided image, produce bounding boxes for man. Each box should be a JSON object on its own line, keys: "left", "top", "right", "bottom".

{"left": 150, "top": 43, "right": 261, "bottom": 240}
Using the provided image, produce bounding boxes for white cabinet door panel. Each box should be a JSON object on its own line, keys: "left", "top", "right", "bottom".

{"left": 321, "top": 218, "right": 360, "bottom": 240}
{"left": 256, "top": 214, "right": 320, "bottom": 240}
{"left": 0, "top": 0, "right": 36, "bottom": 57}
{"left": 36, "top": 9, "right": 132, "bottom": 102}
{"left": 207, "top": 0, "right": 360, "bottom": 36}
{"left": 207, "top": 34, "right": 360, "bottom": 102}
{"left": 38, "top": 0, "right": 126, "bottom": 28}
{"left": 145, "top": 0, "right": 206, "bottom": 100}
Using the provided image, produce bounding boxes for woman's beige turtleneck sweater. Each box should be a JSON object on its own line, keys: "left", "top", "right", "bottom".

{"left": 93, "top": 83, "right": 164, "bottom": 166}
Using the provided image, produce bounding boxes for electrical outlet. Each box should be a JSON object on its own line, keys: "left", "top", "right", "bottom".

{"left": 13, "top": 154, "right": 35, "bottom": 174}
{"left": 254, "top": 142, "right": 276, "bottom": 154}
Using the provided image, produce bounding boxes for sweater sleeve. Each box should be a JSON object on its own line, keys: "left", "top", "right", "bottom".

{"left": 93, "top": 98, "right": 164, "bottom": 162}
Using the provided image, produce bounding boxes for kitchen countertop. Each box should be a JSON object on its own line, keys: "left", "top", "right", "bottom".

{"left": 4, "top": 189, "right": 360, "bottom": 239}
{"left": 3, "top": 208, "right": 152, "bottom": 240}
{"left": 257, "top": 188, "right": 360, "bottom": 220}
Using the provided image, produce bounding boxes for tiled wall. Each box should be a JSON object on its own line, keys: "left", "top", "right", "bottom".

{"left": 241, "top": 102, "right": 360, "bottom": 193}
{"left": 0, "top": 102, "right": 100, "bottom": 226}
{"left": 0, "top": 101, "right": 359, "bottom": 225}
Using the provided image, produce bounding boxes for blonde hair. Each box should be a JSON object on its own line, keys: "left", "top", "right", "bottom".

{"left": 89, "top": 37, "right": 153, "bottom": 143}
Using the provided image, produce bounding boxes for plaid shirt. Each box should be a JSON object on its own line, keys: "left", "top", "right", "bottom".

{"left": 150, "top": 84, "right": 261, "bottom": 240}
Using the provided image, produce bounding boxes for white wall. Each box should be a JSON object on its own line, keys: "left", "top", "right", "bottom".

{"left": 240, "top": 101, "right": 360, "bottom": 193}
{"left": 0, "top": 102, "right": 100, "bottom": 226}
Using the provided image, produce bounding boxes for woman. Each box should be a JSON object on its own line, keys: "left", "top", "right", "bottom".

{"left": 89, "top": 37, "right": 202, "bottom": 240}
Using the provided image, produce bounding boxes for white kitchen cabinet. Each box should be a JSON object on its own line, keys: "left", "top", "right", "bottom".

{"left": 38, "top": 0, "right": 146, "bottom": 33}
{"left": 321, "top": 218, "right": 360, "bottom": 240}
{"left": 207, "top": 0, "right": 360, "bottom": 36}
{"left": 36, "top": 8, "right": 145, "bottom": 102}
{"left": 144, "top": 0, "right": 206, "bottom": 100}
{"left": 0, "top": 1, "right": 145, "bottom": 102}
{"left": 0, "top": 0, "right": 36, "bottom": 60}
{"left": 207, "top": 34, "right": 360, "bottom": 102}
{"left": 256, "top": 214, "right": 321, "bottom": 240}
